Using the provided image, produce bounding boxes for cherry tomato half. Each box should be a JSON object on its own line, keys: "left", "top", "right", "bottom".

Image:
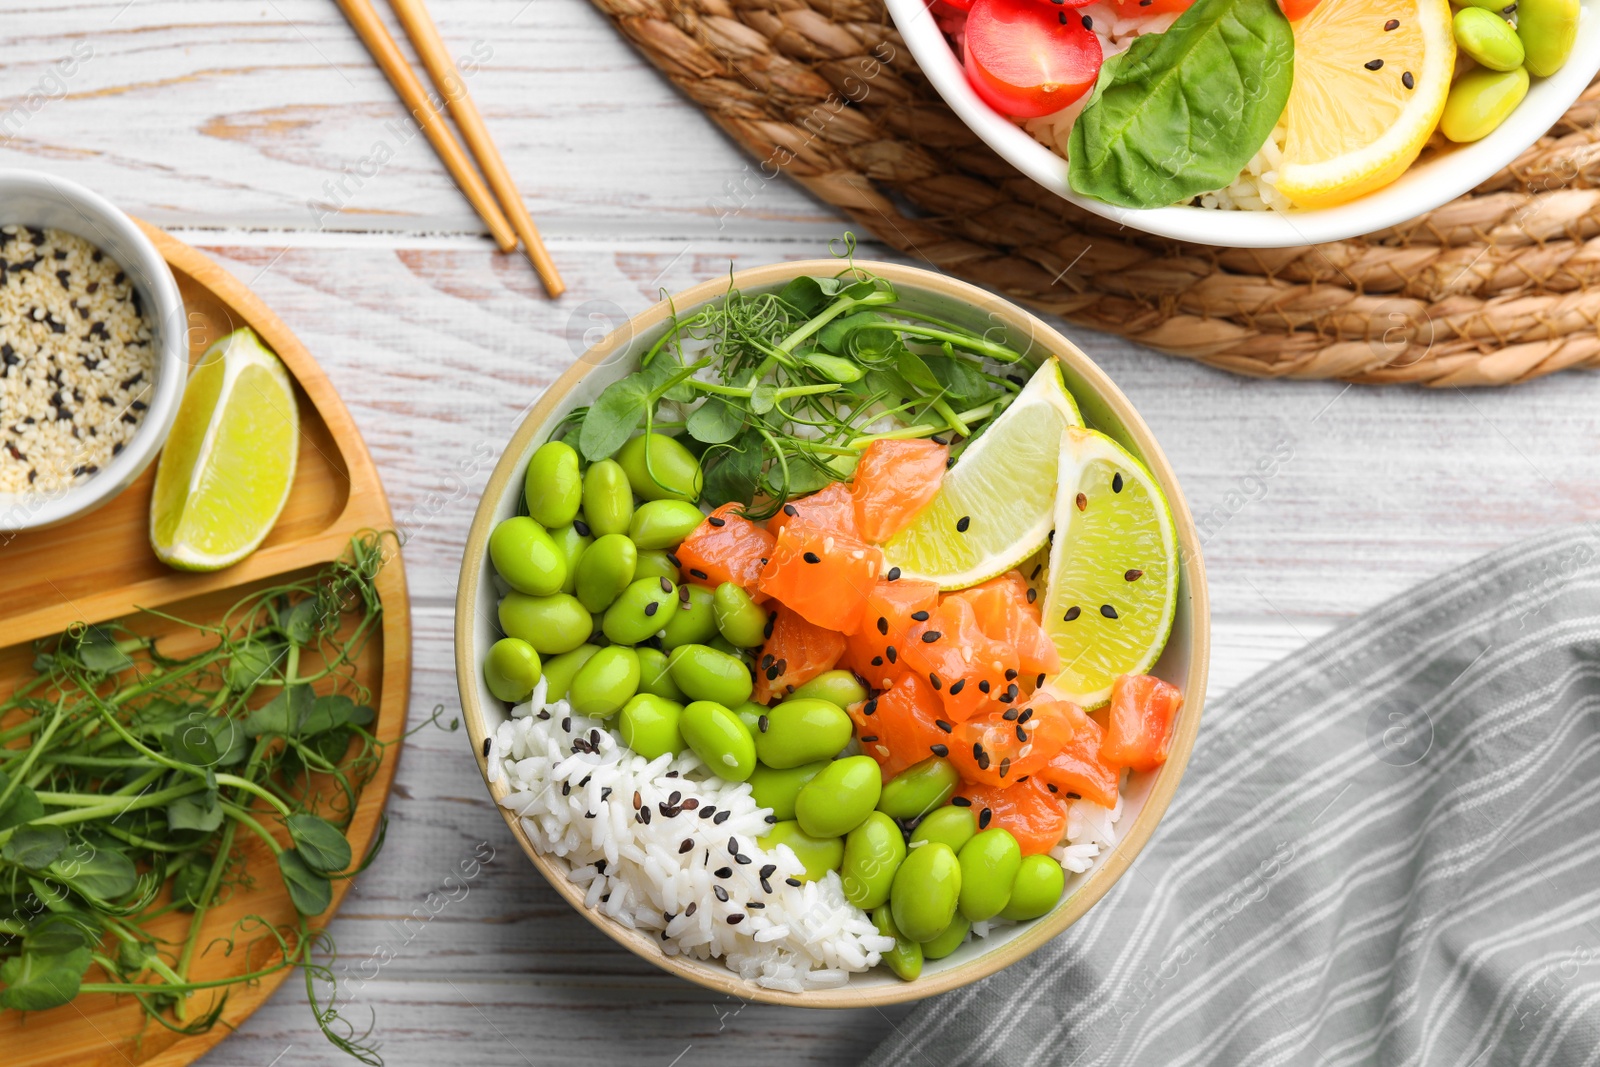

{"left": 962, "top": 0, "right": 1104, "bottom": 119}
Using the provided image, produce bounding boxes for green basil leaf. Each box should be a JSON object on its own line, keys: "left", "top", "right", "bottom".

{"left": 245, "top": 684, "right": 314, "bottom": 738}
{"left": 1068, "top": 0, "right": 1294, "bottom": 209}
{"left": 3, "top": 826, "right": 68, "bottom": 870}
{"left": 578, "top": 376, "right": 651, "bottom": 461}
{"left": 0, "top": 947, "right": 91, "bottom": 1011}
{"left": 48, "top": 842, "right": 137, "bottom": 902}
{"left": 286, "top": 815, "right": 352, "bottom": 875}
{"left": 278, "top": 849, "right": 333, "bottom": 915}
{"left": 686, "top": 398, "right": 745, "bottom": 445}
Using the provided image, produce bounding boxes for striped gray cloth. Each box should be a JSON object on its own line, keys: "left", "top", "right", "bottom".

{"left": 865, "top": 524, "right": 1600, "bottom": 1067}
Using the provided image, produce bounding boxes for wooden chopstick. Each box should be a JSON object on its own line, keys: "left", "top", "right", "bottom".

{"left": 332, "top": 0, "right": 518, "bottom": 254}
{"left": 389, "top": 0, "right": 566, "bottom": 297}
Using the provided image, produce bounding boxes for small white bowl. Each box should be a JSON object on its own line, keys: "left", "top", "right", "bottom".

{"left": 0, "top": 169, "right": 187, "bottom": 531}
{"left": 885, "top": 0, "right": 1600, "bottom": 247}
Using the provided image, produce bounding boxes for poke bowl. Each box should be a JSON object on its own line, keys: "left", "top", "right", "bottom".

{"left": 456, "top": 259, "right": 1210, "bottom": 1005}
{"left": 886, "top": 0, "right": 1600, "bottom": 247}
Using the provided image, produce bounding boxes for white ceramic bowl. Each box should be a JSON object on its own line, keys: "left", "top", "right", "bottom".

{"left": 0, "top": 169, "right": 187, "bottom": 531}
{"left": 885, "top": 0, "right": 1600, "bottom": 247}
{"left": 457, "top": 260, "right": 1211, "bottom": 1005}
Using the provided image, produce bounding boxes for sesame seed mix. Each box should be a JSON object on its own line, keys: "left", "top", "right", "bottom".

{"left": 0, "top": 227, "right": 155, "bottom": 494}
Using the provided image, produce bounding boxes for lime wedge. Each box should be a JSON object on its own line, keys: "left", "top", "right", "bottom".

{"left": 150, "top": 328, "right": 298, "bottom": 572}
{"left": 880, "top": 359, "right": 1082, "bottom": 589}
{"left": 1042, "top": 429, "right": 1178, "bottom": 708}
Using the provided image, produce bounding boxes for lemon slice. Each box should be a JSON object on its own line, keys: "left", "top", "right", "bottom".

{"left": 150, "top": 328, "right": 298, "bottom": 572}
{"left": 1042, "top": 429, "right": 1178, "bottom": 709}
{"left": 1274, "top": 0, "right": 1456, "bottom": 208}
{"left": 880, "top": 359, "right": 1082, "bottom": 589}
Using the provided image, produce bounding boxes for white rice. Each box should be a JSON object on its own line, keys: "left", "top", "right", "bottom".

{"left": 491, "top": 680, "right": 1125, "bottom": 986}
{"left": 1011, "top": 2, "right": 1287, "bottom": 211}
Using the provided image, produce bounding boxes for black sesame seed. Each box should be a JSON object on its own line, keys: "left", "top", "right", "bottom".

{"left": 758, "top": 714, "right": 769, "bottom": 733}
{"left": 863, "top": 698, "right": 879, "bottom": 715}
{"left": 1064, "top": 606, "right": 1081, "bottom": 622}
{"left": 716, "top": 866, "right": 733, "bottom": 878}
{"left": 786, "top": 877, "right": 803, "bottom": 887}
{"left": 783, "top": 503, "right": 799, "bottom": 517}
{"left": 1027, "top": 588, "right": 1037, "bottom": 604}
{"left": 1005, "top": 669, "right": 1018, "bottom": 681}
{"left": 714, "top": 810, "right": 731, "bottom": 825}
{"left": 886, "top": 567, "right": 901, "bottom": 581}
{"left": 946, "top": 455, "right": 956, "bottom": 468}
{"left": 680, "top": 839, "right": 695, "bottom": 854}
{"left": 1101, "top": 604, "right": 1119, "bottom": 619}
{"left": 644, "top": 601, "right": 659, "bottom": 617}
{"left": 871, "top": 655, "right": 884, "bottom": 666}
{"left": 707, "top": 516, "right": 726, "bottom": 527}
{"left": 736, "top": 853, "right": 753, "bottom": 865}
{"left": 930, "top": 744, "right": 949, "bottom": 757}
{"left": 921, "top": 631, "right": 942, "bottom": 643}
{"left": 977, "top": 751, "right": 991, "bottom": 771}
{"left": 956, "top": 516, "right": 971, "bottom": 533}
{"left": 700, "top": 806, "right": 717, "bottom": 819}
{"left": 686, "top": 902, "right": 698, "bottom": 917}
{"left": 1016, "top": 725, "right": 1028, "bottom": 742}
{"left": 998, "top": 691, "right": 1015, "bottom": 704}
{"left": 1019, "top": 707, "right": 1034, "bottom": 723}
{"left": 764, "top": 612, "right": 777, "bottom": 638}
{"left": 936, "top": 719, "right": 953, "bottom": 733}
{"left": 761, "top": 863, "right": 777, "bottom": 878}
{"left": 861, "top": 735, "right": 879, "bottom": 743}
{"left": 887, "top": 645, "right": 897, "bottom": 664}
{"left": 978, "top": 807, "right": 993, "bottom": 829}
{"left": 929, "top": 672, "right": 942, "bottom": 691}
{"left": 1384, "top": 17, "right": 1399, "bottom": 29}
{"left": 878, "top": 616, "right": 889, "bottom": 635}
{"left": 951, "top": 796, "right": 972, "bottom": 808}
{"left": 1082, "top": 13, "right": 1093, "bottom": 27}
{"left": 714, "top": 885, "right": 729, "bottom": 902}
{"left": 690, "top": 568, "right": 708, "bottom": 580}
{"left": 1003, "top": 708, "right": 1019, "bottom": 721}
{"left": 1402, "top": 71, "right": 1415, "bottom": 89}
{"left": 978, "top": 680, "right": 991, "bottom": 694}
{"left": 803, "top": 551, "right": 822, "bottom": 564}
{"left": 481, "top": 736, "right": 492, "bottom": 757}
{"left": 666, "top": 552, "right": 681, "bottom": 566}
{"left": 998, "top": 757, "right": 1011, "bottom": 778}
{"left": 660, "top": 576, "right": 673, "bottom": 593}
{"left": 766, "top": 663, "right": 781, "bottom": 681}
{"left": 1365, "top": 58, "right": 1384, "bottom": 70}
{"left": 910, "top": 610, "right": 930, "bottom": 622}
{"left": 573, "top": 519, "right": 592, "bottom": 536}
{"left": 948, "top": 678, "right": 966, "bottom": 696}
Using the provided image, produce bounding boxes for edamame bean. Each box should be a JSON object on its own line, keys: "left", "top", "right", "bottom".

{"left": 712, "top": 583, "right": 768, "bottom": 648}
{"left": 748, "top": 760, "right": 828, "bottom": 821}
{"left": 841, "top": 811, "right": 907, "bottom": 910}
{"left": 878, "top": 758, "right": 960, "bottom": 820}
{"left": 921, "top": 914, "right": 971, "bottom": 961}
{"left": 661, "top": 583, "right": 718, "bottom": 649}
{"left": 548, "top": 523, "right": 591, "bottom": 594}
{"left": 498, "top": 592, "right": 592, "bottom": 655}
{"left": 680, "top": 700, "right": 756, "bottom": 781}
{"left": 618, "top": 693, "right": 685, "bottom": 759}
{"left": 871, "top": 904, "right": 924, "bottom": 981}
{"left": 999, "top": 854, "right": 1066, "bottom": 921}
{"left": 708, "top": 634, "right": 750, "bottom": 661}
{"left": 568, "top": 645, "right": 640, "bottom": 719}
{"left": 574, "top": 534, "right": 638, "bottom": 613}
{"left": 754, "top": 698, "right": 853, "bottom": 769}
{"left": 666, "top": 643, "right": 754, "bottom": 707}
{"left": 890, "top": 841, "right": 961, "bottom": 943}
{"left": 636, "top": 647, "right": 685, "bottom": 701}
{"left": 634, "top": 549, "right": 681, "bottom": 585}
{"left": 489, "top": 516, "right": 566, "bottom": 596}
{"left": 796, "top": 755, "right": 883, "bottom": 838}
{"left": 524, "top": 440, "right": 582, "bottom": 528}
{"left": 910, "top": 806, "right": 977, "bottom": 854}
{"left": 601, "top": 577, "right": 679, "bottom": 645}
{"left": 582, "top": 459, "right": 634, "bottom": 537}
{"left": 957, "top": 828, "right": 1022, "bottom": 922}
{"left": 788, "top": 669, "right": 869, "bottom": 709}
{"left": 483, "top": 637, "right": 541, "bottom": 704}
{"left": 759, "top": 820, "right": 845, "bottom": 881}
{"left": 541, "top": 644, "right": 600, "bottom": 702}
{"left": 628, "top": 500, "right": 706, "bottom": 551}
{"left": 1518, "top": 0, "right": 1579, "bottom": 76}
{"left": 616, "top": 433, "right": 703, "bottom": 503}
{"left": 1441, "top": 66, "right": 1530, "bottom": 143}
{"left": 1453, "top": 8, "right": 1524, "bottom": 71}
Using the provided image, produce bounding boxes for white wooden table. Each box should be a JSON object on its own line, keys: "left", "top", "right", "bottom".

{"left": 4, "top": 2, "right": 1597, "bottom": 1063}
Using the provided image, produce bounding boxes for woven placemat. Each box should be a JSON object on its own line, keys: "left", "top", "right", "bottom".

{"left": 592, "top": 0, "right": 1600, "bottom": 385}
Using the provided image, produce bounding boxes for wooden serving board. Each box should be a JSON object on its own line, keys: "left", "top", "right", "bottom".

{"left": 0, "top": 223, "right": 411, "bottom": 1067}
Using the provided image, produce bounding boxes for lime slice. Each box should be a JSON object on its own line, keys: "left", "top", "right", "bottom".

{"left": 150, "top": 328, "right": 298, "bottom": 572}
{"left": 880, "top": 359, "right": 1082, "bottom": 589}
{"left": 1042, "top": 429, "right": 1178, "bottom": 708}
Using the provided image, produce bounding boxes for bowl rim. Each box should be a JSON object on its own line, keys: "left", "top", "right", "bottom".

{"left": 0, "top": 168, "right": 187, "bottom": 531}
{"left": 883, "top": 0, "right": 1600, "bottom": 248}
{"left": 454, "top": 259, "right": 1211, "bottom": 1006}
